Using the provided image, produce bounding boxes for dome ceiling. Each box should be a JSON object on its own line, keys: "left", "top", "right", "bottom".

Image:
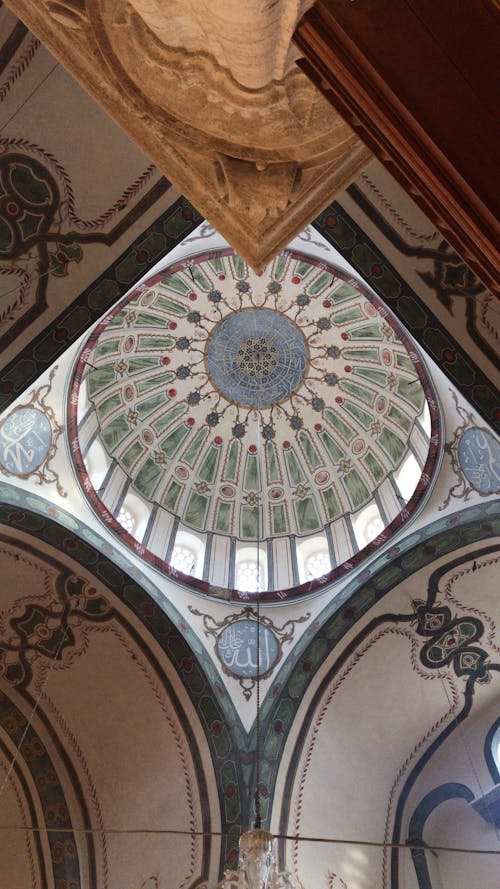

{"left": 70, "top": 249, "right": 441, "bottom": 600}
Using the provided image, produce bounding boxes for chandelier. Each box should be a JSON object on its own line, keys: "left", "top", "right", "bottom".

{"left": 217, "top": 827, "right": 296, "bottom": 888}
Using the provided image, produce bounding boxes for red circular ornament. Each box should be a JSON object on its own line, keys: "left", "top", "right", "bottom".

{"left": 283, "top": 440, "right": 291, "bottom": 449}
{"left": 189, "top": 292, "right": 197, "bottom": 301}
{"left": 161, "top": 356, "right": 170, "bottom": 365}
{"left": 169, "top": 321, "right": 177, "bottom": 330}
{"left": 186, "top": 417, "right": 195, "bottom": 427}
{"left": 314, "top": 423, "right": 322, "bottom": 431}
{"left": 249, "top": 444, "right": 257, "bottom": 454}
{"left": 218, "top": 274, "right": 225, "bottom": 280}
{"left": 322, "top": 299, "right": 331, "bottom": 308}
{"left": 292, "top": 275, "right": 300, "bottom": 284}
{"left": 168, "top": 387, "right": 177, "bottom": 397}
{"left": 214, "top": 436, "right": 222, "bottom": 445}
{"left": 335, "top": 396, "right": 343, "bottom": 404}
{"left": 341, "top": 332, "right": 349, "bottom": 340}
{"left": 344, "top": 365, "right": 352, "bottom": 373}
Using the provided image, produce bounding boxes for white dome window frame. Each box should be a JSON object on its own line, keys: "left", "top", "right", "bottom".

{"left": 297, "top": 535, "right": 331, "bottom": 584}
{"left": 117, "top": 489, "right": 150, "bottom": 541}
{"left": 85, "top": 438, "right": 111, "bottom": 491}
{"left": 235, "top": 545, "right": 267, "bottom": 593}
{"left": 353, "top": 503, "right": 384, "bottom": 550}
{"left": 117, "top": 505, "right": 136, "bottom": 535}
{"left": 170, "top": 529, "right": 205, "bottom": 579}
{"left": 394, "top": 451, "right": 422, "bottom": 503}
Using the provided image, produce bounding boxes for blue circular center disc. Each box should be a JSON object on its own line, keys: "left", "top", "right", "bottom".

{"left": 206, "top": 309, "right": 308, "bottom": 407}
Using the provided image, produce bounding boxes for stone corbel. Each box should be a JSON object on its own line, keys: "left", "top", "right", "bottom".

{"left": 5, "top": 0, "right": 371, "bottom": 269}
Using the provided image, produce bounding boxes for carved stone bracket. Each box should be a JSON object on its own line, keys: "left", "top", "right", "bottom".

{"left": 5, "top": 0, "right": 371, "bottom": 268}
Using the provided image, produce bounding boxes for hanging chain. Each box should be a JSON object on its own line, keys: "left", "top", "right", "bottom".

{"left": 255, "top": 589, "right": 262, "bottom": 828}
{"left": 254, "top": 308, "right": 263, "bottom": 830}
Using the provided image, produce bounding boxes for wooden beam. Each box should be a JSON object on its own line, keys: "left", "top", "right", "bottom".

{"left": 294, "top": 0, "right": 500, "bottom": 295}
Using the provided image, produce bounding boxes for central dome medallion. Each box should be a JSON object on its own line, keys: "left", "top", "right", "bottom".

{"left": 70, "top": 248, "right": 441, "bottom": 602}
{"left": 206, "top": 308, "right": 308, "bottom": 407}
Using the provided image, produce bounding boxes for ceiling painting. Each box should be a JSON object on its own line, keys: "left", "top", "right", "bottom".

{"left": 0, "top": 10, "right": 497, "bottom": 882}
{"left": 440, "top": 391, "right": 500, "bottom": 510}
{"left": 276, "top": 541, "right": 500, "bottom": 889}
{"left": 0, "top": 496, "right": 497, "bottom": 886}
{"left": 328, "top": 160, "right": 499, "bottom": 430}
{"left": 0, "top": 4, "right": 178, "bottom": 372}
{"left": 0, "top": 530, "right": 221, "bottom": 888}
{"left": 188, "top": 604, "right": 310, "bottom": 699}
{"left": 70, "top": 248, "right": 441, "bottom": 599}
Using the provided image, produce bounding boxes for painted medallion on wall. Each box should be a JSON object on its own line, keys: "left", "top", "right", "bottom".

{"left": 0, "top": 368, "right": 65, "bottom": 495}
{"left": 458, "top": 428, "right": 500, "bottom": 494}
{"left": 440, "top": 392, "right": 500, "bottom": 509}
{"left": 189, "top": 605, "right": 309, "bottom": 697}
{"left": 69, "top": 249, "right": 441, "bottom": 601}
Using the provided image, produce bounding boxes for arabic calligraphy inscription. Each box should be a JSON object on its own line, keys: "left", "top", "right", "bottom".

{"left": 440, "top": 392, "right": 500, "bottom": 510}
{"left": 0, "top": 369, "right": 65, "bottom": 495}
{"left": 458, "top": 427, "right": 500, "bottom": 495}
{"left": 216, "top": 619, "right": 279, "bottom": 678}
{"left": 0, "top": 407, "right": 51, "bottom": 475}
{"left": 189, "top": 604, "right": 310, "bottom": 698}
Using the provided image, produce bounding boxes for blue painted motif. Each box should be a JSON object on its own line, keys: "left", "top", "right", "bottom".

{"left": 0, "top": 407, "right": 52, "bottom": 475}
{"left": 458, "top": 427, "right": 500, "bottom": 494}
{"left": 216, "top": 619, "right": 279, "bottom": 678}
{"left": 207, "top": 309, "right": 307, "bottom": 407}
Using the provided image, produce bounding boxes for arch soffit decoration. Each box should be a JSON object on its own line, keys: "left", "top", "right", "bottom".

{"left": 0, "top": 686, "right": 90, "bottom": 888}
{"left": 0, "top": 531, "right": 219, "bottom": 887}
{"left": 276, "top": 541, "right": 500, "bottom": 889}
{"left": 0, "top": 484, "right": 498, "bottom": 867}
{"left": 407, "top": 783, "right": 475, "bottom": 889}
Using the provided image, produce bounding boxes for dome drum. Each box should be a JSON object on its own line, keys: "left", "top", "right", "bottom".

{"left": 69, "top": 249, "right": 441, "bottom": 602}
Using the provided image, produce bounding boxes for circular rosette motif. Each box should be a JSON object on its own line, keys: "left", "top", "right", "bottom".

{"left": 207, "top": 308, "right": 307, "bottom": 407}
{"left": 70, "top": 248, "right": 441, "bottom": 602}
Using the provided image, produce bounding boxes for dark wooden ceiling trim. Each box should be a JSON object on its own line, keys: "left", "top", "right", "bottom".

{"left": 294, "top": 0, "right": 500, "bottom": 295}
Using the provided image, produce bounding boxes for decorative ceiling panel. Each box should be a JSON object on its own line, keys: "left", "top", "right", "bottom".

{"left": 70, "top": 248, "right": 441, "bottom": 600}
{"left": 0, "top": 3, "right": 178, "bottom": 372}
{"left": 0, "top": 529, "right": 221, "bottom": 889}
{"left": 314, "top": 163, "right": 500, "bottom": 432}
